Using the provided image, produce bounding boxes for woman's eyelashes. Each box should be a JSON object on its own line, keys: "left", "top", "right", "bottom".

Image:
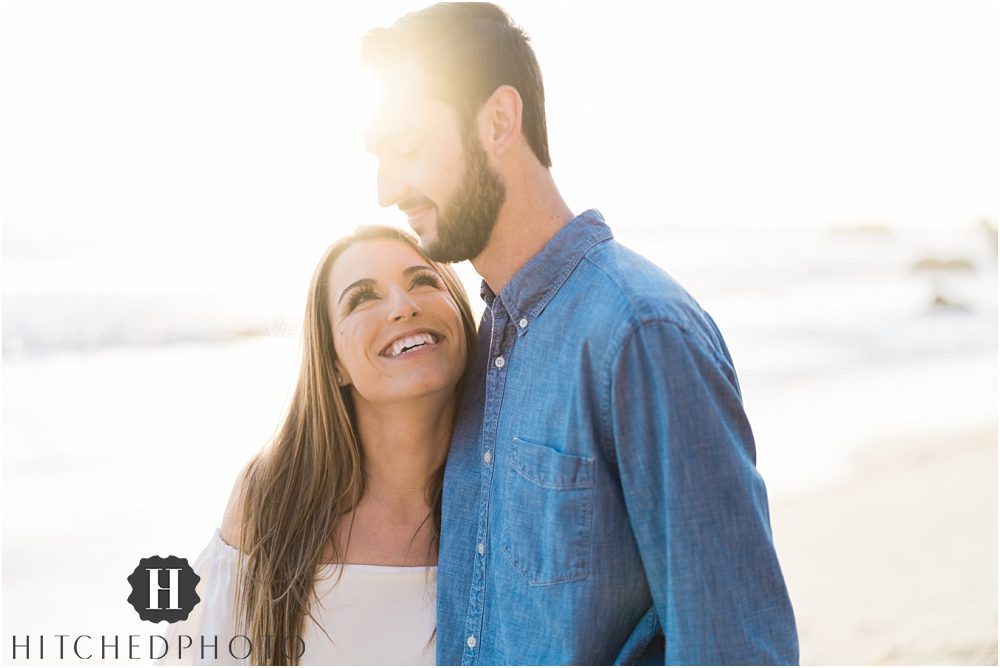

{"left": 344, "top": 272, "right": 443, "bottom": 313}
{"left": 346, "top": 285, "right": 377, "bottom": 312}
{"left": 409, "top": 270, "right": 442, "bottom": 290}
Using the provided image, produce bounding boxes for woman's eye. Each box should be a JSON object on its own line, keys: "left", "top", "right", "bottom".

{"left": 347, "top": 289, "right": 378, "bottom": 311}
{"left": 411, "top": 272, "right": 442, "bottom": 290}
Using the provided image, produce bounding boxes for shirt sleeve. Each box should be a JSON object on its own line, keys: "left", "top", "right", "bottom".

{"left": 608, "top": 318, "right": 799, "bottom": 665}
{"left": 155, "top": 530, "right": 244, "bottom": 666}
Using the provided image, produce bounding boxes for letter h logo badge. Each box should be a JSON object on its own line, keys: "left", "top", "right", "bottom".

{"left": 127, "top": 555, "right": 201, "bottom": 623}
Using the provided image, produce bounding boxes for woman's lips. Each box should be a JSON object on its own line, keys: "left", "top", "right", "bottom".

{"left": 379, "top": 330, "right": 444, "bottom": 358}
{"left": 383, "top": 339, "right": 442, "bottom": 361}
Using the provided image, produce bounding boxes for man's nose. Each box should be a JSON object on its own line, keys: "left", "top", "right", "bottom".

{"left": 386, "top": 286, "right": 421, "bottom": 322}
{"left": 376, "top": 162, "right": 406, "bottom": 208}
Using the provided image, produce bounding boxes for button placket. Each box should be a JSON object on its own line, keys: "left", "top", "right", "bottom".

{"left": 462, "top": 301, "right": 514, "bottom": 665}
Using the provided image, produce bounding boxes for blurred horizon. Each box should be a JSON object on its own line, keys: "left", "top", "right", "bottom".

{"left": 4, "top": 0, "right": 996, "bottom": 349}
{"left": 3, "top": 0, "right": 997, "bottom": 490}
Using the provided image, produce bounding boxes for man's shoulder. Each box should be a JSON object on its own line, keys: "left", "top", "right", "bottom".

{"left": 576, "top": 237, "right": 706, "bottom": 332}
{"left": 563, "top": 236, "right": 738, "bottom": 386}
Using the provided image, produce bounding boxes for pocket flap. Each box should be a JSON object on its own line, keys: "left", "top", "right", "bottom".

{"left": 511, "top": 438, "right": 594, "bottom": 489}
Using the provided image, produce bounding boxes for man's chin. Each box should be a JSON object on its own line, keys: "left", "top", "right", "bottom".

{"left": 424, "top": 224, "right": 492, "bottom": 263}
{"left": 423, "top": 239, "right": 453, "bottom": 263}
{"left": 412, "top": 228, "right": 438, "bottom": 253}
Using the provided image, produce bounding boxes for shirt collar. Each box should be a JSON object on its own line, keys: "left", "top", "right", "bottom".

{"left": 480, "top": 209, "right": 612, "bottom": 328}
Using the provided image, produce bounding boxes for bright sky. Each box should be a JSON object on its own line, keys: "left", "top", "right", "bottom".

{"left": 2, "top": 1, "right": 997, "bottom": 295}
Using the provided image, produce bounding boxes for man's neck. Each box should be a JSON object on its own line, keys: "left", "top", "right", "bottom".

{"left": 472, "top": 164, "right": 573, "bottom": 294}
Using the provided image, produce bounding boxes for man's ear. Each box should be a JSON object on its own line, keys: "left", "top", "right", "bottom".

{"left": 480, "top": 84, "right": 523, "bottom": 156}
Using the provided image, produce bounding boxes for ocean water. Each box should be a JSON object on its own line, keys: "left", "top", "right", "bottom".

{"left": 4, "top": 220, "right": 996, "bottom": 489}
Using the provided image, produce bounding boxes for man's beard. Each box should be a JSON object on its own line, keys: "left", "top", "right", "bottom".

{"left": 424, "top": 131, "right": 506, "bottom": 263}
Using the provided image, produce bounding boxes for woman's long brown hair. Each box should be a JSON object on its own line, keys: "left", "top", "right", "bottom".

{"left": 233, "top": 225, "right": 476, "bottom": 665}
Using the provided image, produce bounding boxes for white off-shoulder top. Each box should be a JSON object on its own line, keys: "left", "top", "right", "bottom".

{"left": 158, "top": 530, "right": 436, "bottom": 665}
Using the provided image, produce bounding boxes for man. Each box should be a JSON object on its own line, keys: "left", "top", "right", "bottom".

{"left": 361, "top": 4, "right": 798, "bottom": 664}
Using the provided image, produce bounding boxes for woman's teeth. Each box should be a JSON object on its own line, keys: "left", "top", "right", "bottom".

{"left": 388, "top": 332, "right": 436, "bottom": 357}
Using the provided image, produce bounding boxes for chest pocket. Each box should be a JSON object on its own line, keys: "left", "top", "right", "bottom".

{"left": 501, "top": 437, "right": 595, "bottom": 586}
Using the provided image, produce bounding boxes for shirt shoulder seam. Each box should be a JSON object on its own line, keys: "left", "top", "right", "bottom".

{"left": 597, "top": 311, "right": 732, "bottom": 470}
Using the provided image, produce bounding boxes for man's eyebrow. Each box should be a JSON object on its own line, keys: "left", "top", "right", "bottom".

{"left": 338, "top": 278, "right": 374, "bottom": 305}
{"left": 364, "top": 128, "right": 420, "bottom": 155}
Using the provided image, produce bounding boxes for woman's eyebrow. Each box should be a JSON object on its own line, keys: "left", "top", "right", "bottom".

{"left": 338, "top": 278, "right": 374, "bottom": 304}
{"left": 403, "top": 265, "right": 435, "bottom": 276}
{"left": 337, "top": 266, "right": 436, "bottom": 304}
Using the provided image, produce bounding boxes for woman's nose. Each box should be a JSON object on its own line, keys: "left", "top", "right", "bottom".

{"left": 386, "top": 286, "right": 421, "bottom": 321}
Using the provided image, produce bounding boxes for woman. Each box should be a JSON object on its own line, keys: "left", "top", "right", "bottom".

{"left": 163, "top": 225, "right": 476, "bottom": 665}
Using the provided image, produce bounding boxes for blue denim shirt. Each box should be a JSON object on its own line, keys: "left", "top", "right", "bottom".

{"left": 437, "top": 210, "right": 798, "bottom": 665}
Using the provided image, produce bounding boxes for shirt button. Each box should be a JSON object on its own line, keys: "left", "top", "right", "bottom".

{"left": 467, "top": 635, "right": 477, "bottom": 649}
{"left": 477, "top": 542, "right": 485, "bottom": 556}
{"left": 519, "top": 317, "right": 528, "bottom": 328}
{"left": 483, "top": 450, "right": 493, "bottom": 464}
{"left": 494, "top": 355, "right": 505, "bottom": 368}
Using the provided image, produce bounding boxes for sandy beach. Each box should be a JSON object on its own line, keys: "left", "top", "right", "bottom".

{"left": 4, "top": 338, "right": 996, "bottom": 665}
{"left": 771, "top": 426, "right": 997, "bottom": 665}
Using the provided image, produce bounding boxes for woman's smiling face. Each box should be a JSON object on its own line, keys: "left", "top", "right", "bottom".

{"left": 327, "top": 237, "right": 468, "bottom": 406}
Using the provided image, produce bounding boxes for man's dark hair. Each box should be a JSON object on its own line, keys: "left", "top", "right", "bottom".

{"left": 362, "top": 2, "right": 552, "bottom": 168}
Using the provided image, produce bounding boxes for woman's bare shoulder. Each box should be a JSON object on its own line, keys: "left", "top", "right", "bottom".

{"left": 219, "top": 457, "right": 261, "bottom": 550}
